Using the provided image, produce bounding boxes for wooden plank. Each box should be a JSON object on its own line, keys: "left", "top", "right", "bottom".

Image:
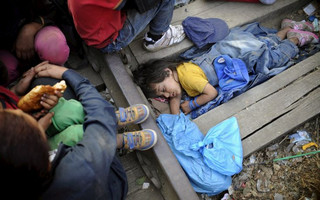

{"left": 194, "top": 52, "right": 320, "bottom": 134}
{"left": 242, "top": 87, "right": 320, "bottom": 157}
{"left": 237, "top": 68, "right": 320, "bottom": 139}
{"left": 128, "top": 0, "right": 310, "bottom": 65}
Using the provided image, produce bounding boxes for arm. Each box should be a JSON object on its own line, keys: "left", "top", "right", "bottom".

{"left": 181, "top": 83, "right": 217, "bottom": 114}
{"left": 169, "top": 93, "right": 182, "bottom": 115}
{"left": 35, "top": 64, "right": 118, "bottom": 175}
{"left": 11, "top": 61, "right": 61, "bottom": 112}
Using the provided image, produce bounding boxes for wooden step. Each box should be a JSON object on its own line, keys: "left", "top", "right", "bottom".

{"left": 193, "top": 52, "right": 320, "bottom": 157}
{"left": 127, "top": 0, "right": 311, "bottom": 66}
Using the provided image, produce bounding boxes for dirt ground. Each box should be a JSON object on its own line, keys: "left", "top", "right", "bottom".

{"left": 229, "top": 115, "right": 320, "bottom": 200}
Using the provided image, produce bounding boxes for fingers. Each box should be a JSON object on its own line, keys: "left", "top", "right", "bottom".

{"left": 40, "top": 94, "right": 59, "bottom": 110}
{"left": 38, "top": 112, "right": 54, "bottom": 131}
{"left": 35, "top": 61, "right": 49, "bottom": 68}
{"left": 34, "top": 63, "right": 67, "bottom": 79}
{"left": 42, "top": 112, "right": 54, "bottom": 122}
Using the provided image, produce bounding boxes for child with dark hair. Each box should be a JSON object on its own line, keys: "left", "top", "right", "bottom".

{"left": 0, "top": 64, "right": 157, "bottom": 199}
{"left": 134, "top": 20, "right": 319, "bottom": 118}
{"left": 1, "top": 61, "right": 157, "bottom": 151}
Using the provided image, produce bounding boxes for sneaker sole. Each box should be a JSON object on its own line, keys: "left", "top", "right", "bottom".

{"left": 141, "top": 129, "right": 158, "bottom": 150}
{"left": 134, "top": 104, "right": 150, "bottom": 124}
{"left": 143, "top": 35, "right": 186, "bottom": 52}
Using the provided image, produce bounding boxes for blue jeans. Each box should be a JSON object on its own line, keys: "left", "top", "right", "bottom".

{"left": 101, "top": 0, "right": 175, "bottom": 53}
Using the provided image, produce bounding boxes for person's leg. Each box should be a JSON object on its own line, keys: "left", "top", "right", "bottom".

{"left": 117, "top": 129, "right": 157, "bottom": 151}
{"left": 287, "top": 29, "right": 319, "bottom": 47}
{"left": 116, "top": 104, "right": 150, "bottom": 126}
{"left": 101, "top": 0, "right": 184, "bottom": 53}
{"left": 276, "top": 27, "right": 291, "bottom": 40}
{"left": 147, "top": 0, "right": 175, "bottom": 35}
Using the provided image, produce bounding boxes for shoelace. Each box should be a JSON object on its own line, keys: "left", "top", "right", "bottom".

{"left": 127, "top": 133, "right": 142, "bottom": 149}
{"left": 120, "top": 107, "right": 137, "bottom": 123}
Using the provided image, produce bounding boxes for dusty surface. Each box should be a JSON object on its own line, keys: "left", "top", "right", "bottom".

{"left": 230, "top": 115, "right": 320, "bottom": 200}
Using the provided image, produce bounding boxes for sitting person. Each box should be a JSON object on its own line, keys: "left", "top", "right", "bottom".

{"left": 133, "top": 19, "right": 319, "bottom": 118}
{"left": 1, "top": 60, "right": 156, "bottom": 151}
{"left": 67, "top": 0, "right": 185, "bottom": 52}
{"left": 0, "top": 0, "right": 70, "bottom": 64}
{"left": 0, "top": 63, "right": 158, "bottom": 199}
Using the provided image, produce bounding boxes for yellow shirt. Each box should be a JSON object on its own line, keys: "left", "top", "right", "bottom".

{"left": 177, "top": 62, "right": 208, "bottom": 97}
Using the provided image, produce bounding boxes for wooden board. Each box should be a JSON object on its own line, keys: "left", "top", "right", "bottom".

{"left": 119, "top": 153, "right": 164, "bottom": 200}
{"left": 193, "top": 52, "right": 320, "bottom": 157}
{"left": 128, "top": 0, "right": 310, "bottom": 65}
{"left": 194, "top": 52, "right": 320, "bottom": 132}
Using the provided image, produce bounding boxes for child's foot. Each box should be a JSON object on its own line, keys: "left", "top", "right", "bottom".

{"left": 123, "top": 129, "right": 157, "bottom": 151}
{"left": 287, "top": 29, "right": 319, "bottom": 47}
{"left": 116, "top": 104, "right": 150, "bottom": 126}
{"left": 281, "top": 19, "right": 314, "bottom": 32}
{"left": 143, "top": 25, "right": 185, "bottom": 52}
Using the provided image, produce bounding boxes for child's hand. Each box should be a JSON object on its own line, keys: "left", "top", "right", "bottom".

{"left": 35, "top": 62, "right": 68, "bottom": 80}
{"left": 38, "top": 112, "right": 54, "bottom": 131}
{"left": 181, "top": 101, "right": 192, "bottom": 114}
{"left": 11, "top": 67, "right": 36, "bottom": 96}
{"left": 40, "top": 91, "right": 62, "bottom": 111}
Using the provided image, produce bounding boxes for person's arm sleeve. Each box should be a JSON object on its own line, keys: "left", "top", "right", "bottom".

{"left": 62, "top": 69, "right": 118, "bottom": 173}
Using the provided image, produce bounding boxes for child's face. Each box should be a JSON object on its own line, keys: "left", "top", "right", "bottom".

{"left": 151, "top": 68, "right": 181, "bottom": 99}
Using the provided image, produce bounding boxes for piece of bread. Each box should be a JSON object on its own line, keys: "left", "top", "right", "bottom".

{"left": 18, "top": 80, "right": 67, "bottom": 112}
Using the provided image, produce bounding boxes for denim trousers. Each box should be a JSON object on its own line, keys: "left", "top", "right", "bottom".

{"left": 101, "top": 0, "right": 175, "bottom": 53}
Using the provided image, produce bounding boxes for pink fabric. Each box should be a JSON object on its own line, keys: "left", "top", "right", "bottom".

{"left": 0, "top": 50, "right": 19, "bottom": 85}
{"left": 35, "top": 26, "right": 70, "bottom": 65}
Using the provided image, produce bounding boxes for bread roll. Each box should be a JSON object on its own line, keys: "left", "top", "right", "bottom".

{"left": 18, "top": 80, "right": 67, "bottom": 112}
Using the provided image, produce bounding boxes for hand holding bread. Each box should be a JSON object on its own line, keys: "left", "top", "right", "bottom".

{"left": 18, "top": 80, "right": 67, "bottom": 112}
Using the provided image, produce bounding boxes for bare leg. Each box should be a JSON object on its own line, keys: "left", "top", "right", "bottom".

{"left": 288, "top": 37, "right": 299, "bottom": 45}
{"left": 117, "top": 134, "right": 124, "bottom": 149}
{"left": 276, "top": 27, "right": 291, "bottom": 40}
{"left": 277, "top": 27, "right": 299, "bottom": 45}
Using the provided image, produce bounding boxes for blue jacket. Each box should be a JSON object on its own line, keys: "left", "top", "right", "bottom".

{"left": 42, "top": 69, "right": 127, "bottom": 200}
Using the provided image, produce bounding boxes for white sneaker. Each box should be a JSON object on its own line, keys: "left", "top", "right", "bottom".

{"left": 143, "top": 25, "right": 185, "bottom": 52}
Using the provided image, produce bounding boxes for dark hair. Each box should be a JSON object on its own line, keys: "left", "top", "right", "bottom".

{"left": 0, "top": 110, "right": 50, "bottom": 199}
{"left": 0, "top": 60, "right": 9, "bottom": 85}
{"left": 133, "top": 59, "right": 181, "bottom": 97}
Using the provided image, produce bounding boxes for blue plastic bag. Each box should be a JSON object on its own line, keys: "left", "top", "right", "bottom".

{"left": 157, "top": 113, "right": 232, "bottom": 196}
{"left": 191, "top": 117, "right": 243, "bottom": 176}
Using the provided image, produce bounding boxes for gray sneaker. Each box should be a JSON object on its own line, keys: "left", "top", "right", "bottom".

{"left": 143, "top": 25, "right": 185, "bottom": 52}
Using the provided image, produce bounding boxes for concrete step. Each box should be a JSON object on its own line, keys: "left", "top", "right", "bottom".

{"left": 127, "top": 0, "right": 312, "bottom": 68}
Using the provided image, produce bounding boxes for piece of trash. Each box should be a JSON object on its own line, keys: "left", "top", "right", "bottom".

{"left": 289, "top": 130, "right": 311, "bottom": 144}
{"left": 302, "top": 142, "right": 319, "bottom": 150}
{"left": 273, "top": 150, "right": 320, "bottom": 162}
{"left": 135, "top": 176, "right": 146, "bottom": 185}
{"left": 228, "top": 185, "right": 234, "bottom": 195}
{"left": 142, "top": 182, "right": 150, "bottom": 189}
{"left": 221, "top": 193, "right": 230, "bottom": 200}
{"left": 256, "top": 179, "right": 270, "bottom": 193}
{"left": 312, "top": 18, "right": 319, "bottom": 31}
{"left": 292, "top": 140, "right": 310, "bottom": 154}
{"left": 249, "top": 154, "right": 256, "bottom": 164}
{"left": 267, "top": 143, "right": 279, "bottom": 151}
{"left": 274, "top": 193, "right": 283, "bottom": 200}
{"left": 303, "top": 0, "right": 319, "bottom": 16}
